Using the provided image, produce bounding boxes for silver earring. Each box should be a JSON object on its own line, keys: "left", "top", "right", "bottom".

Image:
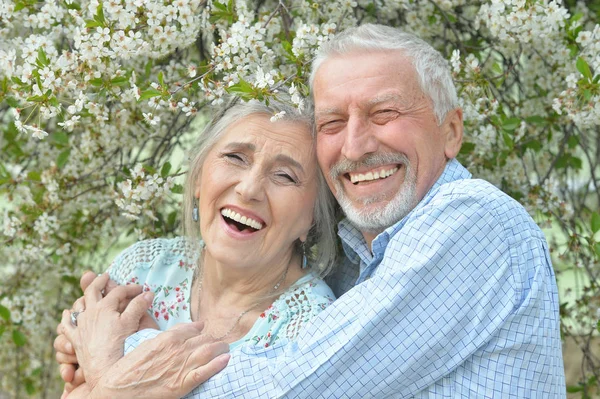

{"left": 192, "top": 198, "right": 199, "bottom": 222}
{"left": 302, "top": 242, "right": 308, "bottom": 269}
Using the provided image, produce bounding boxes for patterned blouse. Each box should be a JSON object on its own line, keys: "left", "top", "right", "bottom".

{"left": 107, "top": 237, "right": 336, "bottom": 349}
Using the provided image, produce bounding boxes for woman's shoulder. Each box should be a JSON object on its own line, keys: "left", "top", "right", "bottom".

{"left": 107, "top": 237, "right": 200, "bottom": 285}
{"left": 238, "top": 274, "right": 335, "bottom": 349}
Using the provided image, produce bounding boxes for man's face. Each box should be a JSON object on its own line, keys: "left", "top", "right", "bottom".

{"left": 314, "top": 50, "right": 462, "bottom": 240}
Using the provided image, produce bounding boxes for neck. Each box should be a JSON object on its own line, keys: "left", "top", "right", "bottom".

{"left": 199, "top": 248, "right": 301, "bottom": 308}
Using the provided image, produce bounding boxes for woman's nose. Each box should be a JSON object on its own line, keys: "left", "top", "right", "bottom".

{"left": 234, "top": 171, "right": 266, "bottom": 202}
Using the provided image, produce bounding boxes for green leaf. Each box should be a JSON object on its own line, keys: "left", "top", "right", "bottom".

{"left": 50, "top": 131, "right": 69, "bottom": 145}
{"left": 502, "top": 131, "right": 514, "bottom": 150}
{"left": 567, "top": 135, "right": 579, "bottom": 149}
{"left": 171, "top": 184, "right": 184, "bottom": 194}
{"left": 0, "top": 325, "right": 5, "bottom": 338}
{"left": 5, "top": 97, "right": 19, "bottom": 108}
{"left": 85, "top": 19, "right": 103, "bottom": 28}
{"left": 525, "top": 115, "right": 545, "bottom": 125}
{"left": 592, "top": 212, "right": 600, "bottom": 234}
{"left": 57, "top": 149, "right": 70, "bottom": 169}
{"left": 61, "top": 275, "right": 79, "bottom": 286}
{"left": 459, "top": 142, "right": 475, "bottom": 155}
{"left": 36, "top": 48, "right": 49, "bottom": 67}
{"left": 95, "top": 2, "right": 105, "bottom": 23}
{"left": 502, "top": 117, "right": 521, "bottom": 132}
{"left": 25, "top": 380, "right": 35, "bottom": 395}
{"left": 523, "top": 140, "right": 541, "bottom": 152}
{"left": 65, "top": 1, "right": 81, "bottom": 10}
{"left": 142, "top": 164, "right": 156, "bottom": 175}
{"left": 597, "top": 319, "right": 600, "bottom": 334}
{"left": 576, "top": 57, "right": 592, "bottom": 80}
{"left": 161, "top": 162, "right": 171, "bottom": 178}
{"left": 138, "top": 89, "right": 162, "bottom": 101}
{"left": 14, "top": 1, "right": 25, "bottom": 11}
{"left": 0, "top": 304, "right": 10, "bottom": 321}
{"left": 110, "top": 76, "right": 128, "bottom": 86}
{"left": 27, "top": 171, "right": 41, "bottom": 181}
{"left": 595, "top": 243, "right": 600, "bottom": 258}
{"left": 12, "top": 329, "right": 26, "bottom": 347}
{"left": 226, "top": 78, "right": 255, "bottom": 100}
{"left": 90, "top": 78, "right": 104, "bottom": 87}
{"left": 157, "top": 71, "right": 164, "bottom": 87}
{"left": 566, "top": 385, "right": 584, "bottom": 393}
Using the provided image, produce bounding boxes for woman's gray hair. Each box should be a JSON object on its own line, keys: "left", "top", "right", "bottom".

{"left": 182, "top": 95, "right": 338, "bottom": 277}
{"left": 309, "top": 24, "right": 458, "bottom": 125}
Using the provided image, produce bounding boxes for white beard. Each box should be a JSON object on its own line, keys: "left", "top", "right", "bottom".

{"left": 329, "top": 153, "right": 418, "bottom": 233}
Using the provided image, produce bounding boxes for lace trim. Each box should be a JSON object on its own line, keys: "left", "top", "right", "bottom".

{"left": 108, "top": 237, "right": 199, "bottom": 284}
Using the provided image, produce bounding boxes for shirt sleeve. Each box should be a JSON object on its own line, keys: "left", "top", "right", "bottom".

{"left": 183, "top": 194, "right": 562, "bottom": 398}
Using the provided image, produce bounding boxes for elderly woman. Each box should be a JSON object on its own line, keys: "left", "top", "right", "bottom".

{"left": 55, "top": 96, "right": 338, "bottom": 398}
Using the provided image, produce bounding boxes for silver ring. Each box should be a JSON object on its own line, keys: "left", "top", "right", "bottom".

{"left": 70, "top": 311, "right": 82, "bottom": 327}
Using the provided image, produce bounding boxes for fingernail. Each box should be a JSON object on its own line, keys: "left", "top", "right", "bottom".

{"left": 143, "top": 291, "right": 154, "bottom": 303}
{"left": 60, "top": 367, "right": 67, "bottom": 379}
{"left": 216, "top": 353, "right": 231, "bottom": 363}
{"left": 66, "top": 342, "right": 73, "bottom": 353}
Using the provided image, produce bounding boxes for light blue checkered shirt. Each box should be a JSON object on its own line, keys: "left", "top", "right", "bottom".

{"left": 126, "top": 159, "right": 566, "bottom": 398}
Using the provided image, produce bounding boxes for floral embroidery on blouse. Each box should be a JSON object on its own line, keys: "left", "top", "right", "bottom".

{"left": 108, "top": 237, "right": 336, "bottom": 349}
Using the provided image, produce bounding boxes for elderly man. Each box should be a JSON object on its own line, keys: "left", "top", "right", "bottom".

{"left": 58, "top": 24, "right": 566, "bottom": 398}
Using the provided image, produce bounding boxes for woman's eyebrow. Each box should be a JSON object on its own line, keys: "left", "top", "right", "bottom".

{"left": 223, "top": 142, "right": 255, "bottom": 152}
{"left": 274, "top": 154, "right": 304, "bottom": 173}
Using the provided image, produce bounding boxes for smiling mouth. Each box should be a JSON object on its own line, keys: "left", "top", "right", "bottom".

{"left": 221, "top": 208, "right": 263, "bottom": 233}
{"left": 346, "top": 166, "right": 399, "bottom": 185}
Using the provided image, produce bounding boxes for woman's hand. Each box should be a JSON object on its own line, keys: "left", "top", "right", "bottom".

{"left": 60, "top": 273, "right": 155, "bottom": 390}
{"left": 55, "top": 271, "right": 158, "bottom": 398}
{"left": 87, "top": 322, "right": 230, "bottom": 399}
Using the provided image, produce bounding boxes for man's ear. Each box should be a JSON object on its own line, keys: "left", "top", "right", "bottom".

{"left": 442, "top": 108, "right": 464, "bottom": 159}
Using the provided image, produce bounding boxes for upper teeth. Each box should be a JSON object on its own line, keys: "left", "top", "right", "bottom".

{"left": 221, "top": 208, "right": 263, "bottom": 230}
{"left": 349, "top": 167, "right": 398, "bottom": 184}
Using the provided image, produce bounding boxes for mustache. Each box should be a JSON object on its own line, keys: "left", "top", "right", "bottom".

{"left": 329, "top": 153, "right": 409, "bottom": 180}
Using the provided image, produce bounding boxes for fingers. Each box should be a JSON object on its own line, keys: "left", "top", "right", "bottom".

{"left": 182, "top": 352, "right": 230, "bottom": 393}
{"left": 59, "top": 363, "right": 76, "bottom": 383}
{"left": 72, "top": 297, "right": 86, "bottom": 312}
{"left": 72, "top": 367, "right": 86, "bottom": 387}
{"left": 139, "top": 312, "right": 160, "bottom": 330}
{"left": 79, "top": 271, "right": 97, "bottom": 293}
{"left": 60, "top": 309, "right": 76, "bottom": 341}
{"left": 54, "top": 333, "right": 75, "bottom": 355}
{"left": 105, "top": 278, "right": 119, "bottom": 294}
{"left": 103, "top": 284, "right": 144, "bottom": 311}
{"left": 56, "top": 350, "right": 78, "bottom": 365}
{"left": 83, "top": 273, "right": 110, "bottom": 308}
{"left": 120, "top": 291, "right": 154, "bottom": 323}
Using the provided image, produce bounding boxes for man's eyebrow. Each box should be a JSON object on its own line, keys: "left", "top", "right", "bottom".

{"left": 315, "top": 107, "right": 342, "bottom": 119}
{"left": 366, "top": 93, "right": 403, "bottom": 107}
{"left": 274, "top": 154, "right": 304, "bottom": 173}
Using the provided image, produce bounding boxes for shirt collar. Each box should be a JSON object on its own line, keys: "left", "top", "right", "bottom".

{"left": 338, "top": 159, "right": 472, "bottom": 264}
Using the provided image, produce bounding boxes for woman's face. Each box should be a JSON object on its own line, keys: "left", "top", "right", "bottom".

{"left": 196, "top": 113, "right": 318, "bottom": 270}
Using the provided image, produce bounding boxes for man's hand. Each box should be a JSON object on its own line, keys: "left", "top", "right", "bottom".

{"left": 89, "top": 322, "right": 230, "bottom": 399}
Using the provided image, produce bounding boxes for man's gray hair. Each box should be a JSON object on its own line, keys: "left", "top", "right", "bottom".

{"left": 183, "top": 95, "right": 338, "bottom": 276}
{"left": 309, "top": 24, "right": 458, "bottom": 124}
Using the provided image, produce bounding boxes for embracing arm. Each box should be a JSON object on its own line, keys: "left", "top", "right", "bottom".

{"left": 182, "top": 196, "right": 562, "bottom": 398}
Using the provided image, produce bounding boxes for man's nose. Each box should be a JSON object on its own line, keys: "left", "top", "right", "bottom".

{"left": 235, "top": 170, "right": 266, "bottom": 202}
{"left": 341, "top": 117, "right": 378, "bottom": 161}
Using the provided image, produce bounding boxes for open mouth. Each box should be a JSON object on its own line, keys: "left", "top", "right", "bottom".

{"left": 346, "top": 166, "right": 399, "bottom": 185}
{"left": 221, "top": 208, "right": 263, "bottom": 233}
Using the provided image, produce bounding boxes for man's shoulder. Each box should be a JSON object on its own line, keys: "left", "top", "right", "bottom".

{"left": 426, "top": 177, "right": 545, "bottom": 241}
